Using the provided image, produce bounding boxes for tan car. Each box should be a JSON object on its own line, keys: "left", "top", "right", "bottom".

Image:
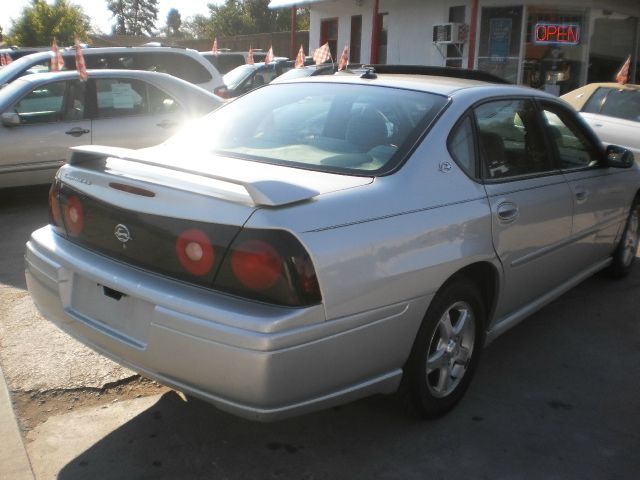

{"left": 0, "top": 69, "right": 223, "bottom": 188}
{"left": 561, "top": 83, "right": 640, "bottom": 156}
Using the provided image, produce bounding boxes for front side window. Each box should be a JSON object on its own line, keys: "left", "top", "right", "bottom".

{"left": 541, "top": 103, "right": 601, "bottom": 169}
{"left": 168, "top": 83, "right": 447, "bottom": 175}
{"left": 95, "top": 78, "right": 146, "bottom": 118}
{"left": 13, "top": 80, "right": 85, "bottom": 124}
{"left": 474, "top": 98, "right": 552, "bottom": 180}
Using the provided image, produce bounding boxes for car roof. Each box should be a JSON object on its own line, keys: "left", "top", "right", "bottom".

{"left": 14, "top": 69, "right": 190, "bottom": 84}
{"left": 560, "top": 82, "right": 640, "bottom": 110}
{"left": 272, "top": 71, "right": 544, "bottom": 98}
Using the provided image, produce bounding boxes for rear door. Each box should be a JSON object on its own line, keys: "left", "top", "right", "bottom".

{"left": 90, "top": 77, "right": 186, "bottom": 149}
{"left": 475, "top": 98, "right": 574, "bottom": 318}
{"left": 0, "top": 78, "right": 90, "bottom": 185}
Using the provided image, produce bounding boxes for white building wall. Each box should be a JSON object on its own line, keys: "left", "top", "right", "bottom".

{"left": 380, "top": 0, "right": 471, "bottom": 66}
{"left": 310, "top": 0, "right": 375, "bottom": 63}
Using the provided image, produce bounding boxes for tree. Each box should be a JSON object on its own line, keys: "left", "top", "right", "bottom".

{"left": 107, "top": 0, "right": 159, "bottom": 36}
{"left": 204, "top": 0, "right": 307, "bottom": 38}
{"left": 165, "top": 8, "right": 182, "bottom": 37}
{"left": 7, "top": 0, "right": 90, "bottom": 46}
{"left": 107, "top": 0, "right": 127, "bottom": 35}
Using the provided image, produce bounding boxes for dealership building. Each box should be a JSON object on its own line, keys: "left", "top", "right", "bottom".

{"left": 270, "top": 0, "right": 640, "bottom": 94}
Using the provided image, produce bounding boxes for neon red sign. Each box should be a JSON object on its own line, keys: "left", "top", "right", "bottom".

{"left": 534, "top": 23, "right": 580, "bottom": 45}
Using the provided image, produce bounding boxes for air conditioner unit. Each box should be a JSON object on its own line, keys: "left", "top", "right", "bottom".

{"left": 433, "top": 23, "right": 468, "bottom": 44}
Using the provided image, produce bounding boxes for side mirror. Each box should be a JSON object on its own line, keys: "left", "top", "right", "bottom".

{"left": 605, "top": 145, "right": 634, "bottom": 168}
{"left": 1, "top": 112, "right": 20, "bottom": 127}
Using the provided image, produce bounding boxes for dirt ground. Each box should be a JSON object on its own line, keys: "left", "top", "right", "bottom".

{"left": 13, "top": 376, "right": 170, "bottom": 435}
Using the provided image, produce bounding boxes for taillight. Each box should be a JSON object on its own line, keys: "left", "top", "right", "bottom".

{"left": 63, "top": 195, "right": 84, "bottom": 236}
{"left": 231, "top": 240, "right": 282, "bottom": 290}
{"left": 176, "top": 228, "right": 215, "bottom": 276}
{"left": 48, "top": 181, "right": 61, "bottom": 226}
{"left": 214, "top": 229, "right": 321, "bottom": 307}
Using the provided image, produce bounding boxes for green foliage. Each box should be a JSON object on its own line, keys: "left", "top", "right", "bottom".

{"left": 7, "top": 0, "right": 90, "bottom": 47}
{"left": 182, "top": 0, "right": 309, "bottom": 39}
{"left": 107, "top": 0, "right": 159, "bottom": 36}
{"left": 166, "top": 8, "right": 182, "bottom": 37}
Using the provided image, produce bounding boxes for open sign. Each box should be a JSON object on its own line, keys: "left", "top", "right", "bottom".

{"left": 534, "top": 23, "right": 580, "bottom": 45}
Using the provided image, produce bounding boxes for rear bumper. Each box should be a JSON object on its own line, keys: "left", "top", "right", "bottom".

{"left": 25, "top": 226, "right": 429, "bottom": 421}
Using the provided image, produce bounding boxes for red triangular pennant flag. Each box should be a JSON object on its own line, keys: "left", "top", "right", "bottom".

{"left": 616, "top": 55, "right": 631, "bottom": 85}
{"left": 51, "top": 38, "right": 64, "bottom": 72}
{"left": 212, "top": 38, "right": 218, "bottom": 55}
{"left": 295, "top": 45, "right": 305, "bottom": 68}
{"left": 313, "top": 43, "right": 331, "bottom": 65}
{"left": 265, "top": 46, "right": 274, "bottom": 65}
{"left": 247, "top": 46, "right": 254, "bottom": 65}
{"left": 74, "top": 38, "right": 87, "bottom": 81}
{"left": 338, "top": 45, "right": 349, "bottom": 71}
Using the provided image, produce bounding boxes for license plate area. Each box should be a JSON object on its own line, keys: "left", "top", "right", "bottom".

{"left": 70, "top": 274, "right": 152, "bottom": 347}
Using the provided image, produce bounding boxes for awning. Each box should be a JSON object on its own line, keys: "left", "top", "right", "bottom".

{"left": 269, "top": 0, "right": 328, "bottom": 8}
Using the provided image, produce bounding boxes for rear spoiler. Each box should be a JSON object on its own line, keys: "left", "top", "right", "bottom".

{"left": 67, "top": 145, "right": 320, "bottom": 207}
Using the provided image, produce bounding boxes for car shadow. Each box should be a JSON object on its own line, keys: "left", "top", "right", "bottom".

{"left": 55, "top": 266, "right": 640, "bottom": 479}
{"left": 0, "top": 185, "right": 50, "bottom": 289}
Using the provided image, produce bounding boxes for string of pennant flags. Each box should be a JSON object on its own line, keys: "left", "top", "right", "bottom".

{"left": 207, "top": 38, "right": 348, "bottom": 71}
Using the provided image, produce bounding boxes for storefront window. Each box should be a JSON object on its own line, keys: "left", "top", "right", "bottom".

{"left": 522, "top": 7, "right": 586, "bottom": 96}
{"left": 477, "top": 6, "right": 523, "bottom": 84}
{"left": 588, "top": 11, "right": 638, "bottom": 84}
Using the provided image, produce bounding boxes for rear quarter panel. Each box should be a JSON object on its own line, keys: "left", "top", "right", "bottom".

{"left": 245, "top": 106, "right": 498, "bottom": 322}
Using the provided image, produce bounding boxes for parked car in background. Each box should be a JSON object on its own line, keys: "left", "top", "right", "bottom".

{"left": 26, "top": 67, "right": 639, "bottom": 422}
{"left": 218, "top": 60, "right": 294, "bottom": 98}
{"left": 561, "top": 83, "right": 640, "bottom": 156}
{"left": 199, "top": 51, "right": 247, "bottom": 74}
{"left": 0, "top": 46, "right": 224, "bottom": 93}
{"left": 0, "top": 69, "right": 223, "bottom": 188}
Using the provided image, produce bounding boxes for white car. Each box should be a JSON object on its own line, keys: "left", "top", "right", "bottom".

{"left": 561, "top": 83, "right": 640, "bottom": 156}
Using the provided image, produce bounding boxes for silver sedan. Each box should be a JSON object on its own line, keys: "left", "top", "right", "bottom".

{"left": 0, "top": 69, "right": 223, "bottom": 188}
{"left": 26, "top": 69, "right": 640, "bottom": 421}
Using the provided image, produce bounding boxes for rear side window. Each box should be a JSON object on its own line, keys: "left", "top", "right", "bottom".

{"left": 95, "top": 78, "right": 182, "bottom": 118}
{"left": 474, "top": 99, "right": 553, "bottom": 180}
{"left": 138, "top": 52, "right": 213, "bottom": 84}
{"left": 448, "top": 116, "right": 476, "bottom": 176}
{"left": 582, "top": 87, "right": 609, "bottom": 114}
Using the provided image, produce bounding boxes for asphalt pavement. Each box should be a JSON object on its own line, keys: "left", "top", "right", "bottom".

{"left": 1, "top": 185, "right": 640, "bottom": 480}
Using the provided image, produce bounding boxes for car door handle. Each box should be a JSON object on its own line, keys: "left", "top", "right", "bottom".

{"left": 65, "top": 127, "right": 90, "bottom": 137}
{"left": 496, "top": 202, "right": 518, "bottom": 223}
{"left": 156, "top": 120, "right": 178, "bottom": 129}
{"left": 575, "top": 188, "right": 588, "bottom": 202}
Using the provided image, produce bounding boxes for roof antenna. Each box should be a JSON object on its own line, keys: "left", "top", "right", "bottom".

{"left": 360, "top": 66, "right": 377, "bottom": 79}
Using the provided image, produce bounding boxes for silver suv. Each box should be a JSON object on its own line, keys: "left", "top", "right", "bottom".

{"left": 0, "top": 46, "right": 224, "bottom": 92}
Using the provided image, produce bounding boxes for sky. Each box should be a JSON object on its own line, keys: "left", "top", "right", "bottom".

{"left": 1, "top": 0, "right": 224, "bottom": 36}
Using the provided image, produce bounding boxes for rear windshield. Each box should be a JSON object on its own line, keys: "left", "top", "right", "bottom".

{"left": 167, "top": 82, "right": 447, "bottom": 175}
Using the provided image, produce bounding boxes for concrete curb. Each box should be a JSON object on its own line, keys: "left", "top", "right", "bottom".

{"left": 0, "top": 363, "right": 34, "bottom": 480}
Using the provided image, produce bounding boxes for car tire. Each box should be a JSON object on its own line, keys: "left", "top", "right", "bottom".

{"left": 606, "top": 197, "right": 640, "bottom": 278}
{"left": 400, "top": 277, "right": 485, "bottom": 418}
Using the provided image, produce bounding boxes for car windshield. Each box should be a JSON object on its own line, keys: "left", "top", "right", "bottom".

{"left": 167, "top": 82, "right": 448, "bottom": 175}
{"left": 0, "top": 53, "right": 50, "bottom": 87}
{"left": 223, "top": 64, "right": 257, "bottom": 89}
